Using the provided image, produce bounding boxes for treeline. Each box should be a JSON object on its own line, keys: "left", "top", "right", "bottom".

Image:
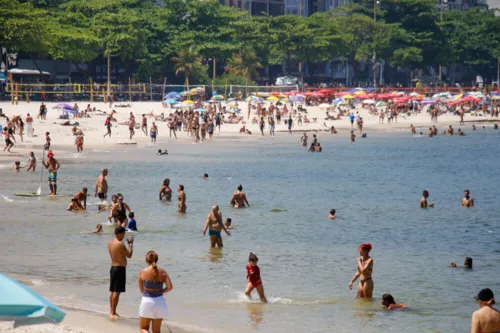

{"left": 1, "top": 0, "right": 500, "bottom": 84}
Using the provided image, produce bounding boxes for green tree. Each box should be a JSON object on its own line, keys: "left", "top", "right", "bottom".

{"left": 171, "top": 46, "right": 204, "bottom": 89}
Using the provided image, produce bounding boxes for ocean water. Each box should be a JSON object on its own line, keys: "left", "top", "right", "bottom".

{"left": 1, "top": 129, "right": 500, "bottom": 333}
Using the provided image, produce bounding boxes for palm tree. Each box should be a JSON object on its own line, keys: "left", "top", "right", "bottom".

{"left": 225, "top": 50, "right": 263, "bottom": 92}
{"left": 171, "top": 47, "right": 203, "bottom": 90}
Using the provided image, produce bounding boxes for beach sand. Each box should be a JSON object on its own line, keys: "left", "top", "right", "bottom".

{"left": 0, "top": 308, "right": 188, "bottom": 333}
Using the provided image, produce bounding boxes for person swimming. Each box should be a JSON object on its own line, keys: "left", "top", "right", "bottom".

{"left": 381, "top": 294, "right": 406, "bottom": 309}
{"left": 224, "top": 218, "right": 233, "bottom": 229}
{"left": 327, "top": 209, "right": 336, "bottom": 219}
{"left": 203, "top": 173, "right": 209, "bottom": 180}
{"left": 450, "top": 257, "right": 473, "bottom": 269}
{"left": 90, "top": 224, "right": 103, "bottom": 234}
{"left": 157, "top": 149, "right": 168, "bottom": 155}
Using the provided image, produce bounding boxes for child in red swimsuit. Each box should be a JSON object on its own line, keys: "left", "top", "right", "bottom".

{"left": 245, "top": 252, "right": 267, "bottom": 303}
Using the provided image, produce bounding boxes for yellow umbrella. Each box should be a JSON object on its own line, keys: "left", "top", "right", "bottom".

{"left": 343, "top": 94, "right": 355, "bottom": 99}
{"left": 267, "top": 96, "right": 279, "bottom": 101}
{"left": 353, "top": 90, "right": 365, "bottom": 95}
{"left": 452, "top": 94, "right": 463, "bottom": 100}
{"left": 184, "top": 100, "right": 195, "bottom": 105}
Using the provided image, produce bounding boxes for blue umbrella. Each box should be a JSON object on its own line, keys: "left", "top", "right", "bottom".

{"left": 164, "top": 98, "right": 179, "bottom": 105}
{"left": 194, "top": 108, "right": 205, "bottom": 112}
{"left": 164, "top": 92, "right": 181, "bottom": 100}
{"left": 62, "top": 108, "right": 78, "bottom": 115}
{"left": 0, "top": 273, "right": 66, "bottom": 327}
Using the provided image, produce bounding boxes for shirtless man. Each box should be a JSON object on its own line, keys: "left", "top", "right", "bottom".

{"left": 3, "top": 129, "right": 14, "bottom": 152}
{"left": 141, "top": 114, "right": 148, "bottom": 135}
{"left": 462, "top": 190, "right": 474, "bottom": 207}
{"left": 428, "top": 127, "right": 434, "bottom": 137}
{"left": 150, "top": 122, "right": 158, "bottom": 143}
{"left": 129, "top": 116, "right": 136, "bottom": 140}
{"left": 420, "top": 190, "right": 434, "bottom": 208}
{"left": 447, "top": 125, "right": 454, "bottom": 136}
{"left": 42, "top": 152, "right": 60, "bottom": 195}
{"left": 471, "top": 288, "right": 500, "bottom": 333}
{"left": 95, "top": 169, "right": 109, "bottom": 206}
{"left": 177, "top": 185, "right": 186, "bottom": 213}
{"left": 73, "top": 187, "right": 88, "bottom": 210}
{"left": 168, "top": 118, "right": 177, "bottom": 139}
{"left": 108, "top": 226, "right": 133, "bottom": 319}
{"left": 202, "top": 205, "right": 231, "bottom": 248}
{"left": 75, "top": 133, "right": 84, "bottom": 153}
{"left": 230, "top": 185, "right": 250, "bottom": 208}
{"left": 410, "top": 124, "right": 416, "bottom": 135}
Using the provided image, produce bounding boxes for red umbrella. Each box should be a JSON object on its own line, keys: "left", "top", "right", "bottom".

{"left": 460, "top": 96, "right": 481, "bottom": 103}
{"left": 317, "top": 88, "right": 334, "bottom": 94}
{"left": 304, "top": 92, "right": 325, "bottom": 98}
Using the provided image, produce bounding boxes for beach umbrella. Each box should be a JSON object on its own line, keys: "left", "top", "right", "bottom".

{"left": 362, "top": 99, "right": 376, "bottom": 105}
{"left": 53, "top": 103, "right": 74, "bottom": 110}
{"left": 164, "top": 98, "right": 179, "bottom": 105}
{"left": 226, "top": 102, "right": 237, "bottom": 107}
{"left": 184, "top": 100, "right": 195, "bottom": 105}
{"left": 62, "top": 108, "right": 78, "bottom": 115}
{"left": 164, "top": 92, "right": 182, "bottom": 100}
{"left": 353, "top": 90, "right": 366, "bottom": 95}
{"left": 266, "top": 96, "right": 280, "bottom": 101}
{"left": 211, "top": 95, "right": 223, "bottom": 101}
{"left": 420, "top": 99, "right": 437, "bottom": 105}
{"left": 318, "top": 103, "right": 332, "bottom": 109}
{"left": 194, "top": 108, "right": 205, "bottom": 112}
{"left": 343, "top": 94, "right": 355, "bottom": 99}
{"left": 460, "top": 96, "right": 481, "bottom": 103}
{"left": 225, "top": 98, "right": 237, "bottom": 103}
{"left": 254, "top": 92, "right": 270, "bottom": 97}
{"left": 0, "top": 273, "right": 66, "bottom": 327}
{"left": 492, "top": 96, "right": 500, "bottom": 100}
{"left": 289, "top": 95, "right": 304, "bottom": 102}
{"left": 332, "top": 98, "right": 344, "bottom": 105}
{"left": 318, "top": 88, "right": 334, "bottom": 94}
{"left": 432, "top": 92, "right": 451, "bottom": 99}
{"left": 409, "top": 92, "right": 420, "bottom": 97}
{"left": 376, "top": 101, "right": 386, "bottom": 107}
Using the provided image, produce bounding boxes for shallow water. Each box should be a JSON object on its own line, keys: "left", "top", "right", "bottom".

{"left": 1, "top": 129, "right": 500, "bottom": 333}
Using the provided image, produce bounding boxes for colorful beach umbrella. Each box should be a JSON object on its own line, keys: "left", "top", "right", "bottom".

{"left": 211, "top": 95, "right": 224, "bottom": 101}
{"left": 0, "top": 273, "right": 66, "bottom": 327}
{"left": 318, "top": 103, "right": 332, "bottom": 109}
{"left": 343, "top": 94, "right": 355, "bottom": 99}
{"left": 194, "top": 108, "right": 205, "bottom": 112}
{"left": 164, "top": 92, "right": 182, "bottom": 100}
{"left": 53, "top": 103, "right": 74, "bottom": 110}
{"left": 184, "top": 100, "right": 195, "bottom": 105}
{"left": 266, "top": 96, "right": 280, "bottom": 101}
{"left": 164, "top": 98, "right": 178, "bottom": 105}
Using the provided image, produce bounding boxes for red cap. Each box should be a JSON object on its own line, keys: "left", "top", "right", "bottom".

{"left": 47, "top": 152, "right": 54, "bottom": 157}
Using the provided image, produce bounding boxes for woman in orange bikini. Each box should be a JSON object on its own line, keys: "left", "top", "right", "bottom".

{"left": 348, "top": 243, "right": 374, "bottom": 299}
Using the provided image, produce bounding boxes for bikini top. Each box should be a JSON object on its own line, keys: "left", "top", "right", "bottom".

{"left": 142, "top": 280, "right": 163, "bottom": 297}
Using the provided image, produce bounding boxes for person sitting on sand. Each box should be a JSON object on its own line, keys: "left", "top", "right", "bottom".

{"left": 381, "top": 294, "right": 406, "bottom": 310}
{"left": 90, "top": 224, "right": 103, "bottom": 234}
{"left": 450, "top": 257, "right": 473, "bottom": 269}
{"left": 67, "top": 198, "right": 83, "bottom": 211}
{"left": 420, "top": 190, "right": 434, "bottom": 208}
{"left": 327, "top": 209, "right": 336, "bottom": 219}
{"left": 230, "top": 185, "right": 250, "bottom": 208}
{"left": 157, "top": 149, "right": 168, "bottom": 155}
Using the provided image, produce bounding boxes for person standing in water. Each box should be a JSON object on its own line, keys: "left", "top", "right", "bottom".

{"left": 301, "top": 133, "right": 308, "bottom": 147}
{"left": 245, "top": 253, "right": 267, "bottom": 303}
{"left": 420, "top": 190, "right": 434, "bottom": 208}
{"left": 72, "top": 187, "right": 88, "bottom": 210}
{"left": 471, "top": 288, "right": 500, "bottom": 333}
{"left": 115, "top": 195, "right": 133, "bottom": 226}
{"left": 230, "top": 185, "right": 250, "bottom": 208}
{"left": 462, "top": 190, "right": 474, "bottom": 207}
{"left": 138, "top": 251, "right": 173, "bottom": 333}
{"left": 348, "top": 243, "right": 374, "bottom": 299}
{"left": 177, "top": 185, "right": 186, "bottom": 213}
{"left": 202, "top": 205, "right": 231, "bottom": 248}
{"left": 42, "top": 151, "right": 60, "bottom": 195}
{"left": 159, "top": 178, "right": 172, "bottom": 201}
{"left": 108, "top": 226, "right": 134, "bottom": 319}
{"left": 95, "top": 168, "right": 109, "bottom": 206}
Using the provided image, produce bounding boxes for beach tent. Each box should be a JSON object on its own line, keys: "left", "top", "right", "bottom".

{"left": 0, "top": 273, "right": 65, "bottom": 328}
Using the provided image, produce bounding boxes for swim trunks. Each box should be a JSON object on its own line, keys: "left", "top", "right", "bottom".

{"left": 109, "top": 266, "right": 126, "bottom": 292}
{"left": 97, "top": 192, "right": 106, "bottom": 199}
{"left": 48, "top": 171, "right": 57, "bottom": 185}
{"left": 150, "top": 132, "right": 157, "bottom": 139}
{"left": 208, "top": 230, "right": 221, "bottom": 238}
{"left": 5, "top": 139, "right": 12, "bottom": 146}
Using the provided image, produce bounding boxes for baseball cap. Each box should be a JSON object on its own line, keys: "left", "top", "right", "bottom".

{"left": 474, "top": 288, "right": 495, "bottom": 303}
{"left": 47, "top": 152, "right": 54, "bottom": 157}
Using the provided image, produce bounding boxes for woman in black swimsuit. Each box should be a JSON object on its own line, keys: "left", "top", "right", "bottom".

{"left": 116, "top": 196, "right": 133, "bottom": 227}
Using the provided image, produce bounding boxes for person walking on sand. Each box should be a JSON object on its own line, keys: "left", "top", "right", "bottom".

{"left": 75, "top": 132, "right": 84, "bottom": 154}
{"left": 138, "top": 251, "right": 173, "bottom": 333}
{"left": 288, "top": 115, "right": 293, "bottom": 135}
{"left": 471, "top": 288, "right": 500, "bottom": 333}
{"left": 129, "top": 116, "right": 136, "bottom": 140}
{"left": 95, "top": 168, "right": 109, "bottom": 206}
{"left": 348, "top": 243, "right": 374, "bottom": 299}
{"left": 26, "top": 113, "right": 33, "bottom": 137}
{"left": 142, "top": 114, "right": 148, "bottom": 136}
{"left": 245, "top": 252, "right": 267, "bottom": 303}
{"left": 202, "top": 205, "right": 231, "bottom": 248}
{"left": 108, "top": 226, "right": 133, "bottom": 319}
{"left": 177, "top": 185, "right": 186, "bottom": 213}
{"left": 42, "top": 151, "right": 60, "bottom": 195}
{"left": 150, "top": 122, "right": 158, "bottom": 143}
{"left": 103, "top": 111, "right": 116, "bottom": 138}
{"left": 3, "top": 128, "right": 14, "bottom": 152}
{"left": 230, "top": 185, "right": 250, "bottom": 208}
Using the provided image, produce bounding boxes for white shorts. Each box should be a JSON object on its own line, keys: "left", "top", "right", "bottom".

{"left": 139, "top": 296, "right": 168, "bottom": 319}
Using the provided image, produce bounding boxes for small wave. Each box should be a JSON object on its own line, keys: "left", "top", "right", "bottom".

{"left": 0, "top": 195, "right": 14, "bottom": 203}
{"left": 30, "top": 279, "right": 45, "bottom": 286}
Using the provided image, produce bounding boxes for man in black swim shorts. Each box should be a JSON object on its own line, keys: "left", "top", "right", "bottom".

{"left": 108, "top": 226, "right": 133, "bottom": 319}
